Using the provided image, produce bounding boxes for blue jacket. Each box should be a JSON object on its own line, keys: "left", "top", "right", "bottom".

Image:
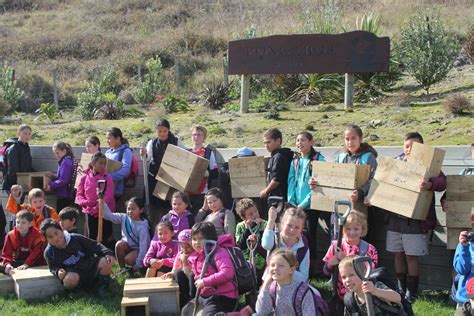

{"left": 105, "top": 144, "right": 132, "bottom": 196}
{"left": 453, "top": 242, "right": 474, "bottom": 303}
{"left": 49, "top": 156, "right": 74, "bottom": 199}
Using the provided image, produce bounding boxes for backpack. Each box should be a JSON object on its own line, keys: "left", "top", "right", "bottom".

{"left": 0, "top": 138, "right": 16, "bottom": 178}
{"left": 68, "top": 159, "right": 79, "bottom": 200}
{"left": 343, "top": 267, "right": 414, "bottom": 316}
{"left": 118, "top": 146, "right": 139, "bottom": 188}
{"left": 269, "top": 280, "right": 329, "bottom": 316}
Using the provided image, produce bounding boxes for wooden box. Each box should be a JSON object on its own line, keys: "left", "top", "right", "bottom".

{"left": 17, "top": 172, "right": 53, "bottom": 191}
{"left": 310, "top": 186, "right": 367, "bottom": 214}
{"left": 156, "top": 144, "right": 209, "bottom": 193}
{"left": 447, "top": 227, "right": 467, "bottom": 250}
{"left": 446, "top": 175, "right": 474, "bottom": 201}
{"left": 406, "top": 142, "right": 445, "bottom": 178}
{"left": 11, "top": 266, "right": 63, "bottom": 300}
{"left": 312, "top": 161, "right": 370, "bottom": 190}
{"left": 74, "top": 153, "right": 123, "bottom": 189}
{"left": 152, "top": 180, "right": 176, "bottom": 201}
{"left": 121, "top": 296, "right": 149, "bottom": 316}
{"left": 374, "top": 156, "right": 430, "bottom": 192}
{"left": 229, "top": 156, "right": 266, "bottom": 198}
{"left": 445, "top": 202, "right": 474, "bottom": 228}
{"left": 0, "top": 274, "right": 14, "bottom": 295}
{"left": 367, "top": 180, "right": 433, "bottom": 220}
{"left": 123, "top": 278, "right": 179, "bottom": 314}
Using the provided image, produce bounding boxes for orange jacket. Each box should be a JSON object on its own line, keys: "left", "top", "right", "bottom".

{"left": 6, "top": 194, "right": 59, "bottom": 230}
{"left": 1, "top": 226, "right": 46, "bottom": 266}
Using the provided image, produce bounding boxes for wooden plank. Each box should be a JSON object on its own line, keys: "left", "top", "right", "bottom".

{"left": 374, "top": 156, "right": 428, "bottom": 192}
{"left": 445, "top": 202, "right": 474, "bottom": 228}
{"left": 312, "top": 161, "right": 370, "bottom": 189}
{"left": 124, "top": 279, "right": 179, "bottom": 314}
{"left": 0, "top": 274, "right": 14, "bottom": 295}
{"left": 152, "top": 180, "right": 176, "bottom": 201}
{"left": 121, "top": 296, "right": 149, "bottom": 316}
{"left": 229, "top": 156, "right": 266, "bottom": 198}
{"left": 446, "top": 175, "right": 474, "bottom": 201}
{"left": 407, "top": 142, "right": 445, "bottom": 178}
{"left": 11, "top": 266, "right": 63, "bottom": 300}
{"left": 17, "top": 171, "right": 53, "bottom": 191}
{"left": 310, "top": 186, "right": 367, "bottom": 214}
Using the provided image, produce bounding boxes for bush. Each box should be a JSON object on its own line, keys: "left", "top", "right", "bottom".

{"left": 0, "top": 90, "right": 11, "bottom": 116}
{"left": 445, "top": 94, "right": 472, "bottom": 114}
{"left": 399, "top": 14, "right": 459, "bottom": 94}
{"left": 34, "top": 102, "right": 60, "bottom": 124}
{"left": 0, "top": 64, "right": 25, "bottom": 113}
{"left": 17, "top": 73, "right": 54, "bottom": 112}
{"left": 159, "top": 95, "right": 188, "bottom": 113}
{"left": 464, "top": 26, "right": 474, "bottom": 63}
{"left": 132, "top": 56, "right": 165, "bottom": 105}
{"left": 290, "top": 73, "right": 343, "bottom": 105}
{"left": 203, "top": 82, "right": 230, "bottom": 110}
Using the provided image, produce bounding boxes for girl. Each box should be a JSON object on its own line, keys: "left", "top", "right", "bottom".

{"left": 102, "top": 197, "right": 151, "bottom": 274}
{"left": 143, "top": 221, "right": 178, "bottom": 277}
{"left": 256, "top": 248, "right": 324, "bottom": 316}
{"left": 40, "top": 219, "right": 114, "bottom": 297}
{"left": 75, "top": 152, "right": 115, "bottom": 243}
{"left": 45, "top": 141, "right": 75, "bottom": 210}
{"left": 160, "top": 191, "right": 194, "bottom": 237}
{"left": 262, "top": 206, "right": 309, "bottom": 283}
{"left": 189, "top": 221, "right": 238, "bottom": 315}
{"left": 197, "top": 188, "right": 236, "bottom": 236}
{"left": 85, "top": 136, "right": 101, "bottom": 154}
{"left": 323, "top": 210, "right": 378, "bottom": 316}
{"left": 105, "top": 127, "right": 132, "bottom": 199}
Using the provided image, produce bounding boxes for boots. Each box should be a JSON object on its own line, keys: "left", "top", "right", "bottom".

{"left": 396, "top": 273, "right": 407, "bottom": 293}
{"left": 406, "top": 275, "right": 419, "bottom": 302}
{"left": 95, "top": 274, "right": 111, "bottom": 298}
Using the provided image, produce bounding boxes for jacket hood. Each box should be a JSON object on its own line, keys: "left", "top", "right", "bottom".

{"left": 217, "top": 234, "right": 236, "bottom": 248}
{"left": 133, "top": 217, "right": 150, "bottom": 230}
{"left": 273, "top": 147, "right": 293, "bottom": 159}
{"left": 345, "top": 143, "right": 378, "bottom": 158}
{"left": 169, "top": 209, "right": 192, "bottom": 218}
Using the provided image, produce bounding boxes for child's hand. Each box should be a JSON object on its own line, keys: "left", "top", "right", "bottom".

{"left": 419, "top": 178, "right": 432, "bottom": 191}
{"left": 195, "top": 279, "right": 204, "bottom": 289}
{"left": 201, "top": 199, "right": 209, "bottom": 212}
{"left": 460, "top": 231, "right": 470, "bottom": 246}
{"left": 152, "top": 259, "right": 163, "bottom": 269}
{"left": 105, "top": 255, "right": 115, "bottom": 265}
{"left": 361, "top": 280, "right": 376, "bottom": 294}
{"left": 179, "top": 253, "right": 189, "bottom": 265}
{"left": 350, "top": 190, "right": 359, "bottom": 202}
{"left": 247, "top": 234, "right": 257, "bottom": 246}
{"left": 58, "top": 269, "right": 66, "bottom": 280}
{"left": 139, "top": 148, "right": 147, "bottom": 158}
{"left": 161, "top": 272, "right": 175, "bottom": 280}
{"left": 17, "top": 264, "right": 29, "bottom": 270}
{"left": 11, "top": 185, "right": 22, "bottom": 198}
{"left": 4, "top": 264, "right": 13, "bottom": 275}
{"left": 363, "top": 197, "right": 371, "bottom": 206}
{"left": 262, "top": 271, "right": 273, "bottom": 290}
{"left": 309, "top": 177, "right": 317, "bottom": 189}
{"left": 268, "top": 206, "right": 278, "bottom": 223}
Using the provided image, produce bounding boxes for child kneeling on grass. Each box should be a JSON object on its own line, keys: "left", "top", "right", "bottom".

{"left": 41, "top": 219, "right": 115, "bottom": 297}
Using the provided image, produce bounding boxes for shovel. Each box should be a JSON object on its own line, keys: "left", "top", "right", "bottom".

{"left": 181, "top": 240, "right": 218, "bottom": 316}
{"left": 97, "top": 179, "right": 107, "bottom": 242}
{"left": 245, "top": 223, "right": 260, "bottom": 306}
{"left": 140, "top": 139, "right": 150, "bottom": 215}
{"left": 331, "top": 200, "right": 352, "bottom": 296}
{"left": 353, "top": 256, "right": 375, "bottom": 316}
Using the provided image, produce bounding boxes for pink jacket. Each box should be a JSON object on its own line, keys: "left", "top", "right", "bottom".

{"left": 190, "top": 234, "right": 238, "bottom": 299}
{"left": 75, "top": 169, "right": 115, "bottom": 217}
{"left": 143, "top": 239, "right": 179, "bottom": 268}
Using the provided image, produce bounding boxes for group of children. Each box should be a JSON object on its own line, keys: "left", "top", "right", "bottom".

{"left": 0, "top": 121, "right": 469, "bottom": 316}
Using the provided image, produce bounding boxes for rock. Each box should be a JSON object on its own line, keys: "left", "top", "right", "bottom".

{"left": 428, "top": 119, "right": 440, "bottom": 124}
{"left": 368, "top": 119, "right": 384, "bottom": 128}
{"left": 322, "top": 114, "right": 329, "bottom": 119}
{"left": 369, "top": 134, "right": 379, "bottom": 141}
{"left": 435, "top": 127, "right": 446, "bottom": 133}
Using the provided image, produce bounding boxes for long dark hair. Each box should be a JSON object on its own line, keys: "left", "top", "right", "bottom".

{"left": 107, "top": 127, "right": 128, "bottom": 146}
{"left": 86, "top": 136, "right": 101, "bottom": 151}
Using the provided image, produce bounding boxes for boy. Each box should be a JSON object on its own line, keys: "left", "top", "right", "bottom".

{"left": 260, "top": 128, "right": 293, "bottom": 201}
{"left": 0, "top": 210, "right": 46, "bottom": 275}
{"left": 58, "top": 207, "right": 79, "bottom": 233}
{"left": 6, "top": 185, "right": 59, "bottom": 230}
{"left": 339, "top": 255, "right": 402, "bottom": 315}
{"left": 385, "top": 132, "right": 446, "bottom": 301}
{"left": 235, "top": 198, "right": 268, "bottom": 281}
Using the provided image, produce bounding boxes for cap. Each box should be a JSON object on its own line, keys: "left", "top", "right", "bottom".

{"left": 177, "top": 229, "right": 192, "bottom": 244}
{"left": 467, "top": 277, "right": 474, "bottom": 299}
{"left": 236, "top": 147, "right": 255, "bottom": 157}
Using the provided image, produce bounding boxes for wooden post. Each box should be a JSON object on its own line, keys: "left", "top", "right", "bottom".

{"left": 223, "top": 53, "right": 229, "bottom": 88}
{"left": 240, "top": 74, "right": 250, "bottom": 113}
{"left": 344, "top": 73, "right": 354, "bottom": 110}
{"left": 52, "top": 69, "right": 59, "bottom": 107}
{"left": 174, "top": 61, "right": 180, "bottom": 92}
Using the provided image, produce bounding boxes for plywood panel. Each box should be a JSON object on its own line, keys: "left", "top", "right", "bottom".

{"left": 407, "top": 142, "right": 445, "bottom": 178}
{"left": 229, "top": 156, "right": 266, "bottom": 198}
{"left": 374, "top": 156, "right": 428, "bottom": 192}
{"left": 445, "top": 202, "right": 474, "bottom": 228}
{"left": 312, "top": 161, "right": 370, "bottom": 189}
{"left": 446, "top": 175, "right": 474, "bottom": 201}
{"left": 310, "top": 186, "right": 367, "bottom": 214}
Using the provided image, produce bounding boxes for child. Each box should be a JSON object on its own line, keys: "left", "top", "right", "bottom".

{"left": 260, "top": 128, "right": 293, "bottom": 202}
{"left": 75, "top": 152, "right": 115, "bottom": 242}
{"left": 45, "top": 141, "right": 75, "bottom": 210}
{"left": 160, "top": 191, "right": 194, "bottom": 237}
{"left": 323, "top": 211, "right": 378, "bottom": 315}
{"left": 339, "top": 255, "right": 402, "bottom": 315}
{"left": 41, "top": 219, "right": 115, "bottom": 296}
{"left": 453, "top": 230, "right": 474, "bottom": 313}
{"left": 262, "top": 206, "right": 309, "bottom": 282}
{"left": 85, "top": 136, "right": 101, "bottom": 154}
{"left": 189, "top": 221, "right": 238, "bottom": 314}
{"left": 143, "top": 221, "right": 178, "bottom": 277}
{"left": 0, "top": 210, "right": 46, "bottom": 274}
{"left": 235, "top": 198, "right": 268, "bottom": 280}
{"left": 6, "top": 186, "right": 59, "bottom": 230}
{"left": 187, "top": 125, "right": 218, "bottom": 215}
{"left": 105, "top": 127, "right": 132, "bottom": 198}
{"left": 255, "top": 248, "right": 325, "bottom": 316}
{"left": 58, "top": 207, "right": 79, "bottom": 233}
{"left": 103, "top": 197, "right": 151, "bottom": 273}
{"left": 385, "top": 132, "right": 446, "bottom": 301}
{"left": 162, "top": 229, "right": 196, "bottom": 308}
{"left": 197, "top": 188, "right": 236, "bottom": 236}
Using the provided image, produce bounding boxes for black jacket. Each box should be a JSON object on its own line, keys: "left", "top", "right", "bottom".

{"left": 267, "top": 147, "right": 293, "bottom": 201}
{"left": 3, "top": 141, "right": 33, "bottom": 191}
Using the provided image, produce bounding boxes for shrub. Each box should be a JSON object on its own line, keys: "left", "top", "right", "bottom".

{"left": 399, "top": 14, "right": 459, "bottom": 94}
{"left": 17, "top": 73, "right": 54, "bottom": 112}
{"left": 0, "top": 64, "right": 25, "bottom": 113}
{"left": 445, "top": 94, "right": 472, "bottom": 115}
{"left": 133, "top": 56, "right": 165, "bottom": 105}
{"left": 290, "top": 73, "right": 343, "bottom": 105}
{"left": 0, "top": 90, "right": 11, "bottom": 116}
{"left": 464, "top": 26, "right": 474, "bottom": 63}
{"left": 302, "top": 0, "right": 341, "bottom": 34}
{"left": 203, "top": 82, "right": 230, "bottom": 110}
{"left": 34, "top": 102, "right": 60, "bottom": 124}
{"left": 159, "top": 95, "right": 188, "bottom": 113}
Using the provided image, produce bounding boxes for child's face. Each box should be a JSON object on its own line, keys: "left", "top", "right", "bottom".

{"left": 296, "top": 134, "right": 313, "bottom": 155}
{"left": 263, "top": 136, "right": 281, "bottom": 153}
{"left": 180, "top": 243, "right": 193, "bottom": 255}
{"left": 343, "top": 222, "right": 363, "bottom": 245}
{"left": 85, "top": 141, "right": 99, "bottom": 154}
{"left": 127, "top": 201, "right": 143, "bottom": 221}
{"left": 157, "top": 226, "right": 173, "bottom": 244}
{"left": 92, "top": 157, "right": 107, "bottom": 173}
{"left": 53, "top": 148, "right": 67, "bottom": 161}
{"left": 172, "top": 197, "right": 187, "bottom": 214}
{"left": 242, "top": 206, "right": 260, "bottom": 222}
{"left": 45, "top": 226, "right": 66, "bottom": 248}
{"left": 191, "top": 233, "right": 205, "bottom": 253}
{"left": 30, "top": 197, "right": 46, "bottom": 213}
{"left": 156, "top": 126, "right": 169, "bottom": 141}
{"left": 206, "top": 194, "right": 223, "bottom": 212}
{"left": 16, "top": 218, "right": 32, "bottom": 235}
{"left": 59, "top": 218, "right": 75, "bottom": 231}
{"left": 106, "top": 132, "right": 121, "bottom": 148}
{"left": 191, "top": 129, "right": 205, "bottom": 147}
{"left": 403, "top": 139, "right": 418, "bottom": 157}
{"left": 269, "top": 255, "right": 295, "bottom": 283}
{"left": 18, "top": 128, "right": 32, "bottom": 143}
{"left": 281, "top": 216, "right": 304, "bottom": 242}
{"left": 344, "top": 129, "right": 362, "bottom": 154}
{"left": 340, "top": 264, "right": 362, "bottom": 292}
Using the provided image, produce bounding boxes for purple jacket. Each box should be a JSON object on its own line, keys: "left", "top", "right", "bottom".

{"left": 143, "top": 239, "right": 179, "bottom": 268}
{"left": 49, "top": 156, "right": 74, "bottom": 199}
{"left": 160, "top": 210, "right": 193, "bottom": 236}
{"left": 189, "top": 234, "right": 238, "bottom": 299}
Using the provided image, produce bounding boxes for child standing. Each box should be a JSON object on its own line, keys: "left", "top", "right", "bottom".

{"left": 105, "top": 127, "right": 132, "bottom": 199}
{"left": 58, "top": 207, "right": 79, "bottom": 233}
{"left": 85, "top": 136, "right": 101, "bottom": 154}
{"left": 45, "top": 141, "right": 75, "bottom": 210}
{"left": 323, "top": 211, "right": 378, "bottom": 315}
{"left": 0, "top": 210, "right": 46, "bottom": 275}
{"left": 262, "top": 206, "right": 309, "bottom": 283}
{"left": 197, "top": 188, "right": 236, "bottom": 236}
{"left": 160, "top": 191, "right": 194, "bottom": 237}
{"left": 385, "top": 132, "right": 446, "bottom": 301}
{"left": 143, "top": 221, "right": 178, "bottom": 277}
{"left": 256, "top": 248, "right": 325, "bottom": 316}
{"left": 454, "top": 230, "right": 474, "bottom": 314}
{"left": 103, "top": 197, "right": 151, "bottom": 273}
{"left": 41, "top": 219, "right": 114, "bottom": 297}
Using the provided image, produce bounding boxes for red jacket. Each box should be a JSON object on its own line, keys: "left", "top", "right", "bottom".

{"left": 1, "top": 226, "right": 46, "bottom": 267}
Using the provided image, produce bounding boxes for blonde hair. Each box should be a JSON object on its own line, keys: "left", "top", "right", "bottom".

{"left": 339, "top": 254, "right": 357, "bottom": 271}
{"left": 28, "top": 188, "right": 45, "bottom": 200}
{"left": 281, "top": 207, "right": 307, "bottom": 223}
{"left": 269, "top": 248, "right": 298, "bottom": 269}
{"left": 343, "top": 210, "right": 368, "bottom": 237}
{"left": 192, "top": 125, "right": 207, "bottom": 140}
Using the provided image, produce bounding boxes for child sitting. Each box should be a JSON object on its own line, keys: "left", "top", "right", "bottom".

{"left": 262, "top": 206, "right": 309, "bottom": 282}
{"left": 454, "top": 231, "right": 474, "bottom": 313}
{"left": 323, "top": 211, "right": 378, "bottom": 316}
{"left": 0, "top": 210, "right": 46, "bottom": 275}
{"left": 103, "top": 197, "right": 151, "bottom": 274}
{"left": 197, "top": 188, "right": 236, "bottom": 236}
{"left": 58, "top": 207, "right": 79, "bottom": 234}
{"left": 339, "top": 255, "right": 402, "bottom": 315}
{"left": 235, "top": 198, "right": 267, "bottom": 280}
{"left": 41, "top": 218, "right": 115, "bottom": 296}
{"left": 6, "top": 186, "right": 59, "bottom": 230}
{"left": 256, "top": 248, "right": 326, "bottom": 316}
{"left": 143, "top": 221, "right": 178, "bottom": 277}
{"left": 189, "top": 222, "right": 238, "bottom": 315}
{"left": 160, "top": 191, "right": 194, "bottom": 237}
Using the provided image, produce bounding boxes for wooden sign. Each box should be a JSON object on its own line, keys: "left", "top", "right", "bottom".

{"left": 374, "top": 156, "right": 429, "bottom": 193}
{"left": 312, "top": 161, "right": 370, "bottom": 190}
{"left": 17, "top": 171, "right": 53, "bottom": 191}
{"left": 123, "top": 278, "right": 179, "bottom": 313}
{"left": 74, "top": 153, "right": 123, "bottom": 189}
{"left": 229, "top": 156, "right": 266, "bottom": 198}
{"left": 445, "top": 202, "right": 474, "bottom": 228}
{"left": 407, "top": 142, "right": 445, "bottom": 178}
{"left": 11, "top": 266, "right": 63, "bottom": 300}
{"left": 446, "top": 175, "right": 474, "bottom": 201}
{"left": 310, "top": 186, "right": 367, "bottom": 214}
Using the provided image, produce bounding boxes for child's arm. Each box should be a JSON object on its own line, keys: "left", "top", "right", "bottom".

{"left": 134, "top": 224, "right": 151, "bottom": 270}
{"left": 22, "top": 233, "right": 45, "bottom": 268}
{"left": 293, "top": 247, "right": 309, "bottom": 282}
{"left": 101, "top": 201, "right": 123, "bottom": 224}
{"left": 110, "top": 148, "right": 133, "bottom": 182}
{"left": 362, "top": 281, "right": 401, "bottom": 304}
{"left": 48, "top": 158, "right": 74, "bottom": 191}
{"left": 224, "top": 209, "right": 236, "bottom": 236}
{"left": 255, "top": 273, "right": 274, "bottom": 316}
{"left": 235, "top": 222, "right": 252, "bottom": 250}
{"left": 44, "top": 247, "right": 62, "bottom": 278}
{"left": 287, "top": 161, "right": 296, "bottom": 206}
{"left": 201, "top": 250, "right": 235, "bottom": 288}
{"left": 74, "top": 175, "right": 88, "bottom": 207}
{"left": 261, "top": 208, "right": 278, "bottom": 251}
{"left": 322, "top": 242, "right": 338, "bottom": 275}
{"left": 49, "top": 207, "right": 60, "bottom": 223}
{"left": 421, "top": 171, "right": 447, "bottom": 192}
{"left": 143, "top": 241, "right": 158, "bottom": 267}
{"left": 453, "top": 232, "right": 472, "bottom": 275}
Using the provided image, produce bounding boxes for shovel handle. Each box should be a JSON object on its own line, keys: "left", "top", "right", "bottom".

{"left": 334, "top": 200, "right": 352, "bottom": 226}
{"left": 365, "top": 293, "right": 375, "bottom": 316}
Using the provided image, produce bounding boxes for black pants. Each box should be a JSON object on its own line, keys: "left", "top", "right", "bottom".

{"left": 176, "top": 270, "right": 192, "bottom": 309}
{"left": 87, "top": 215, "right": 114, "bottom": 249}
{"left": 199, "top": 295, "right": 238, "bottom": 315}
{"left": 0, "top": 204, "right": 6, "bottom": 249}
